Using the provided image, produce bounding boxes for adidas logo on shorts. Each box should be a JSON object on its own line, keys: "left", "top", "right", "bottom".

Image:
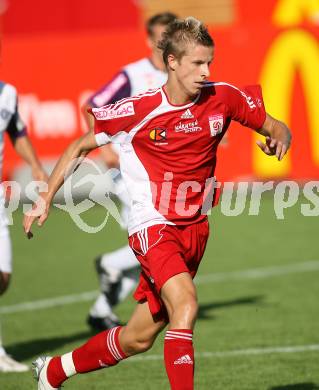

{"left": 181, "top": 109, "right": 194, "bottom": 119}
{"left": 173, "top": 354, "right": 193, "bottom": 365}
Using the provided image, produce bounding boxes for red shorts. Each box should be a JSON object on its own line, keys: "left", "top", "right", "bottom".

{"left": 128, "top": 219, "right": 210, "bottom": 318}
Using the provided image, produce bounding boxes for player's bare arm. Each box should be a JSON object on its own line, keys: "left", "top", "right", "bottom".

{"left": 13, "top": 135, "right": 48, "bottom": 182}
{"left": 23, "top": 129, "right": 98, "bottom": 237}
{"left": 256, "top": 113, "right": 292, "bottom": 161}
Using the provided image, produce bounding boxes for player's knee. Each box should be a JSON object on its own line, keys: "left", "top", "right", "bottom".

{"left": 169, "top": 294, "right": 198, "bottom": 325}
{"left": 180, "top": 296, "right": 198, "bottom": 317}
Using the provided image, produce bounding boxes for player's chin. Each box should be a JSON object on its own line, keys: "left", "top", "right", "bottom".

{"left": 191, "top": 84, "right": 202, "bottom": 94}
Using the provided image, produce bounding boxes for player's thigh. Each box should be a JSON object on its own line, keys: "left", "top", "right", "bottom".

{"left": 119, "top": 301, "right": 167, "bottom": 354}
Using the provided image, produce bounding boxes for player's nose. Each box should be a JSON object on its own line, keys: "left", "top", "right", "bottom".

{"left": 201, "top": 64, "right": 210, "bottom": 79}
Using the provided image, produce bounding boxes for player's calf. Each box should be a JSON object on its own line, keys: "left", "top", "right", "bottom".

{"left": 119, "top": 327, "right": 157, "bottom": 356}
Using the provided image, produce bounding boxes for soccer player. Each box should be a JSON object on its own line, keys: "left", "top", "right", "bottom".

{"left": 84, "top": 12, "right": 178, "bottom": 331}
{"left": 0, "top": 81, "right": 47, "bottom": 372}
{"left": 24, "top": 17, "right": 291, "bottom": 389}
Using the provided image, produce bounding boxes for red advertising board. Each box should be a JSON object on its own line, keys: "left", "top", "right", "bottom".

{"left": 1, "top": 0, "right": 318, "bottom": 181}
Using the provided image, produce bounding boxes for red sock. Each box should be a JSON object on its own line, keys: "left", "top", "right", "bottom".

{"left": 47, "top": 326, "right": 126, "bottom": 387}
{"left": 164, "top": 329, "right": 194, "bottom": 390}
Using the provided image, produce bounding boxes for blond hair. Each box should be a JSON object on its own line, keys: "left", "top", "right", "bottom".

{"left": 158, "top": 17, "right": 214, "bottom": 66}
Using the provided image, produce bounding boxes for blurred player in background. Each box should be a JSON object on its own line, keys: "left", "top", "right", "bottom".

{"left": 0, "top": 81, "right": 48, "bottom": 372}
{"left": 84, "top": 11, "right": 177, "bottom": 331}
{"left": 25, "top": 17, "right": 291, "bottom": 389}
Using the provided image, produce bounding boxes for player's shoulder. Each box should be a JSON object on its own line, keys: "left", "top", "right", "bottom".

{"left": 113, "top": 87, "right": 162, "bottom": 114}
{"left": 91, "top": 87, "right": 162, "bottom": 121}
{"left": 202, "top": 81, "right": 241, "bottom": 95}
{"left": 201, "top": 81, "right": 262, "bottom": 103}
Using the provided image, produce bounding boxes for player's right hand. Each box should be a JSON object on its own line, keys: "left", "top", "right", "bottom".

{"left": 23, "top": 195, "right": 50, "bottom": 239}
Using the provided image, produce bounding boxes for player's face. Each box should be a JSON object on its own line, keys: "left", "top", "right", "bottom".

{"left": 172, "top": 43, "right": 214, "bottom": 97}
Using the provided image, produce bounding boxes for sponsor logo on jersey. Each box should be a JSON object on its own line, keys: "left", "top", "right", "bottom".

{"left": 174, "top": 354, "right": 193, "bottom": 365}
{"left": 181, "top": 109, "right": 194, "bottom": 119}
{"left": 209, "top": 114, "right": 224, "bottom": 136}
{"left": 240, "top": 91, "right": 257, "bottom": 109}
{"left": 175, "top": 119, "right": 202, "bottom": 133}
{"left": 93, "top": 101, "right": 135, "bottom": 120}
{"left": 149, "top": 127, "right": 167, "bottom": 142}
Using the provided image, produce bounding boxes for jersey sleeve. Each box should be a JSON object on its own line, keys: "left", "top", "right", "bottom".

{"left": 88, "top": 71, "right": 131, "bottom": 108}
{"left": 225, "top": 84, "right": 266, "bottom": 130}
{"left": 88, "top": 99, "right": 137, "bottom": 146}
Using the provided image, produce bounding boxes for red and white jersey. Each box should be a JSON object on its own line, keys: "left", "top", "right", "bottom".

{"left": 90, "top": 82, "right": 266, "bottom": 235}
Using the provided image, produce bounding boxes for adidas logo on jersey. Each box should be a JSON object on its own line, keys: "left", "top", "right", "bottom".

{"left": 174, "top": 354, "right": 193, "bottom": 365}
{"left": 181, "top": 109, "right": 194, "bottom": 119}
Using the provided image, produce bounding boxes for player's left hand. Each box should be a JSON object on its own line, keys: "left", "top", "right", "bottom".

{"left": 23, "top": 195, "right": 50, "bottom": 239}
{"left": 256, "top": 136, "right": 290, "bottom": 161}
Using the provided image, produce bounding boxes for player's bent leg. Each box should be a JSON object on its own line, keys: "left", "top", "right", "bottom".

{"left": 160, "top": 272, "right": 198, "bottom": 390}
{"left": 36, "top": 302, "right": 167, "bottom": 389}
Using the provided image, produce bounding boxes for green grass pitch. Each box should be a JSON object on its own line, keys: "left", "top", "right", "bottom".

{"left": 1, "top": 194, "right": 319, "bottom": 389}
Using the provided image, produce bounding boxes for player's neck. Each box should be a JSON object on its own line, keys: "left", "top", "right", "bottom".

{"left": 164, "top": 81, "right": 198, "bottom": 106}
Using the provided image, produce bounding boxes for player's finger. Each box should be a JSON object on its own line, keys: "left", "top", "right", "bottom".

{"left": 265, "top": 136, "right": 271, "bottom": 144}
{"left": 279, "top": 143, "right": 288, "bottom": 161}
{"left": 270, "top": 138, "right": 277, "bottom": 149}
{"left": 23, "top": 214, "right": 34, "bottom": 235}
{"left": 37, "top": 212, "right": 47, "bottom": 227}
{"left": 256, "top": 140, "right": 266, "bottom": 151}
{"left": 275, "top": 142, "right": 283, "bottom": 160}
{"left": 256, "top": 141, "right": 272, "bottom": 155}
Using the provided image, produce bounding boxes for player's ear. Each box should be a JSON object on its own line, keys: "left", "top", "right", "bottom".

{"left": 167, "top": 54, "right": 177, "bottom": 71}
